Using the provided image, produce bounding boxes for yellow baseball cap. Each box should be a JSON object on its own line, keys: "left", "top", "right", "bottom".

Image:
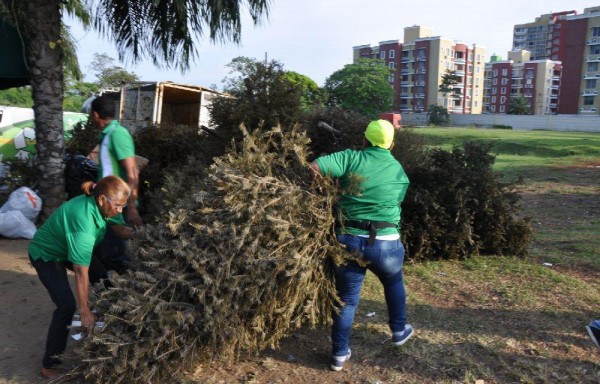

{"left": 365, "top": 119, "right": 395, "bottom": 149}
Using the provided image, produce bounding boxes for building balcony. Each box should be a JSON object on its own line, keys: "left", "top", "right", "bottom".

{"left": 401, "top": 69, "right": 409, "bottom": 74}
{"left": 416, "top": 56, "right": 426, "bottom": 62}
{"left": 453, "top": 58, "right": 466, "bottom": 64}
{"left": 416, "top": 69, "right": 427, "bottom": 74}
{"left": 402, "top": 56, "right": 411, "bottom": 62}
{"left": 414, "top": 93, "right": 425, "bottom": 99}
{"left": 400, "top": 93, "right": 413, "bottom": 98}
{"left": 551, "top": 85, "right": 560, "bottom": 90}
{"left": 455, "top": 70, "right": 466, "bottom": 76}
{"left": 588, "top": 37, "right": 600, "bottom": 45}
{"left": 415, "top": 81, "right": 426, "bottom": 86}
{"left": 581, "top": 89, "right": 599, "bottom": 96}
{"left": 583, "top": 73, "right": 600, "bottom": 79}
{"left": 579, "top": 107, "right": 598, "bottom": 113}
{"left": 586, "top": 55, "right": 600, "bottom": 62}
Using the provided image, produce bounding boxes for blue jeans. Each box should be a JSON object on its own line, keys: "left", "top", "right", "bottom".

{"left": 331, "top": 234, "right": 407, "bottom": 356}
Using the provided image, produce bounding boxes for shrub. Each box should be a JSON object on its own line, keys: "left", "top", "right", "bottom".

{"left": 427, "top": 104, "right": 450, "bottom": 126}
{"left": 492, "top": 124, "right": 513, "bottom": 130}
{"left": 401, "top": 142, "right": 531, "bottom": 260}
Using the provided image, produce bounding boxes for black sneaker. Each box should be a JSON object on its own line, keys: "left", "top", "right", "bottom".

{"left": 586, "top": 325, "right": 600, "bottom": 351}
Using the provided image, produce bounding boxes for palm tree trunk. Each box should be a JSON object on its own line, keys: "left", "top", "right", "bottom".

{"left": 23, "top": 0, "right": 66, "bottom": 219}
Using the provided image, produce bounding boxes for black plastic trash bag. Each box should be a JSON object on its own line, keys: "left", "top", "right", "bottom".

{"left": 64, "top": 154, "right": 98, "bottom": 200}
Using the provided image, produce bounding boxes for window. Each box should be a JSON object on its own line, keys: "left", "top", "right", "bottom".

{"left": 593, "top": 27, "right": 600, "bottom": 37}
{"left": 492, "top": 87, "right": 497, "bottom": 95}
{"left": 583, "top": 96, "right": 595, "bottom": 106}
{"left": 493, "top": 69, "right": 498, "bottom": 77}
{"left": 500, "top": 105, "right": 505, "bottom": 113}
{"left": 389, "top": 50, "right": 395, "bottom": 59}
{"left": 501, "top": 78, "right": 508, "bottom": 85}
{"left": 501, "top": 87, "right": 507, "bottom": 94}
{"left": 591, "top": 45, "right": 600, "bottom": 55}
{"left": 389, "top": 74, "right": 394, "bottom": 83}
{"left": 588, "top": 62, "right": 599, "bottom": 72}
{"left": 493, "top": 78, "right": 498, "bottom": 85}
{"left": 389, "top": 62, "right": 396, "bottom": 70}
{"left": 552, "top": 46, "right": 559, "bottom": 52}
{"left": 585, "top": 79, "right": 597, "bottom": 89}
{"left": 502, "top": 69, "right": 508, "bottom": 76}
{"left": 474, "top": 100, "right": 478, "bottom": 107}
{"left": 501, "top": 96, "right": 506, "bottom": 103}
{"left": 491, "top": 96, "right": 496, "bottom": 103}
{"left": 380, "top": 51, "right": 386, "bottom": 59}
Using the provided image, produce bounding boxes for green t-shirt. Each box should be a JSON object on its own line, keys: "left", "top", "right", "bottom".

{"left": 315, "top": 147, "right": 410, "bottom": 236}
{"left": 28, "top": 194, "right": 108, "bottom": 266}
{"left": 98, "top": 120, "right": 135, "bottom": 181}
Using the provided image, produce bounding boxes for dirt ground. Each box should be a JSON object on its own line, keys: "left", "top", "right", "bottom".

{"left": 0, "top": 238, "right": 52, "bottom": 383}
{"left": 1, "top": 163, "right": 598, "bottom": 384}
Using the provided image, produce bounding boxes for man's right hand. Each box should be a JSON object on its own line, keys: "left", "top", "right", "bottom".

{"left": 80, "top": 308, "right": 97, "bottom": 329}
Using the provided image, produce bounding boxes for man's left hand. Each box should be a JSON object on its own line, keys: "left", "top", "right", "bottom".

{"left": 125, "top": 206, "right": 143, "bottom": 227}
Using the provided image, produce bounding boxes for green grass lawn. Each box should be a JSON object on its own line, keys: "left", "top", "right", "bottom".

{"left": 411, "top": 127, "right": 600, "bottom": 179}
{"left": 356, "top": 127, "right": 600, "bottom": 383}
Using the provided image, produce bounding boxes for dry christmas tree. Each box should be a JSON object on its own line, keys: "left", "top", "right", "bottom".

{"left": 62, "top": 126, "right": 346, "bottom": 383}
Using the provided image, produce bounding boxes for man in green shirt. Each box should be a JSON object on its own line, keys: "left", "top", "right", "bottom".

{"left": 310, "top": 119, "right": 413, "bottom": 372}
{"left": 90, "top": 95, "right": 142, "bottom": 274}
{"left": 29, "top": 176, "right": 131, "bottom": 379}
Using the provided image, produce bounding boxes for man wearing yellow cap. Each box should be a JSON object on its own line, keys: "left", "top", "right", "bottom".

{"left": 310, "top": 119, "right": 412, "bottom": 372}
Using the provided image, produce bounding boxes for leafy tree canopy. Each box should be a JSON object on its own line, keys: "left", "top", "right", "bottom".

{"left": 324, "top": 59, "right": 393, "bottom": 119}
{"left": 439, "top": 69, "right": 462, "bottom": 96}
{"left": 281, "top": 71, "right": 326, "bottom": 110}
{"left": 89, "top": 53, "right": 139, "bottom": 90}
{"left": 211, "top": 56, "right": 303, "bottom": 131}
{"left": 508, "top": 96, "right": 531, "bottom": 115}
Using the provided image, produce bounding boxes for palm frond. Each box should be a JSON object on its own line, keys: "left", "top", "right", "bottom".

{"left": 90, "top": 0, "right": 270, "bottom": 71}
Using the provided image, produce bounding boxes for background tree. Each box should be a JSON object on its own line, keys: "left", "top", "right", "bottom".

{"left": 281, "top": 70, "right": 326, "bottom": 111}
{"left": 89, "top": 52, "right": 139, "bottom": 89}
{"left": 324, "top": 59, "right": 393, "bottom": 119}
{"left": 0, "top": 87, "right": 32, "bottom": 107}
{"left": 1, "top": 0, "right": 270, "bottom": 216}
{"left": 439, "top": 69, "right": 461, "bottom": 97}
{"left": 427, "top": 104, "right": 450, "bottom": 126}
{"left": 508, "top": 96, "right": 531, "bottom": 115}
{"left": 211, "top": 56, "right": 302, "bottom": 132}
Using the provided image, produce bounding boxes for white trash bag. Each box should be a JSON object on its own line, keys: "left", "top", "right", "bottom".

{"left": 0, "top": 186, "right": 42, "bottom": 223}
{"left": 0, "top": 210, "right": 36, "bottom": 239}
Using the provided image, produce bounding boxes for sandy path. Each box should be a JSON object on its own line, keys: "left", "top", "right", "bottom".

{"left": 0, "top": 238, "right": 54, "bottom": 383}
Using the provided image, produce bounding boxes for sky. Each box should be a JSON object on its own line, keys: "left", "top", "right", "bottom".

{"left": 66, "top": 0, "right": 600, "bottom": 89}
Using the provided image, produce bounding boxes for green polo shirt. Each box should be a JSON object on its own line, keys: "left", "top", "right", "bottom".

{"left": 315, "top": 147, "right": 410, "bottom": 236}
{"left": 98, "top": 120, "right": 135, "bottom": 181}
{"left": 28, "top": 194, "right": 108, "bottom": 266}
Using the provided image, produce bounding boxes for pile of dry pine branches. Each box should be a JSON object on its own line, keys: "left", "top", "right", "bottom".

{"left": 63, "top": 126, "right": 346, "bottom": 383}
